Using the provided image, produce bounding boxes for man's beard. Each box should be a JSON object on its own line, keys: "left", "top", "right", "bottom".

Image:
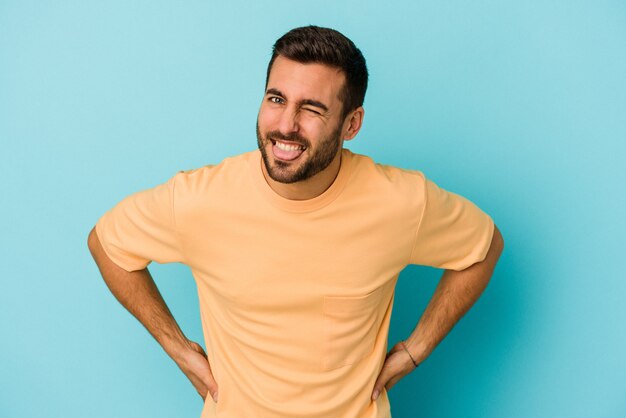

{"left": 256, "top": 120, "right": 342, "bottom": 184}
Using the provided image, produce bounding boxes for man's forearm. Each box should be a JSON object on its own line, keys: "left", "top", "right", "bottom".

{"left": 404, "top": 225, "right": 504, "bottom": 364}
{"left": 87, "top": 227, "right": 192, "bottom": 362}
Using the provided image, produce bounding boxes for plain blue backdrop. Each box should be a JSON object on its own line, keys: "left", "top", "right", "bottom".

{"left": 1, "top": 1, "right": 624, "bottom": 417}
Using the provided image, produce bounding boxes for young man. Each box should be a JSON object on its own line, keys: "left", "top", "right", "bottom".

{"left": 88, "top": 25, "right": 504, "bottom": 418}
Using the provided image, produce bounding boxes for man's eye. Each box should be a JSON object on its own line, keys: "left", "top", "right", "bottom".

{"left": 269, "top": 97, "right": 284, "bottom": 104}
{"left": 305, "top": 108, "right": 321, "bottom": 115}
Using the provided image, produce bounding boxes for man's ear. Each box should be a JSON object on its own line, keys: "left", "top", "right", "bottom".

{"left": 342, "top": 106, "right": 365, "bottom": 141}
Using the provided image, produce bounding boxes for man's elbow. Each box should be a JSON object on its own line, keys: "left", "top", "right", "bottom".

{"left": 87, "top": 226, "right": 99, "bottom": 254}
{"left": 492, "top": 224, "right": 504, "bottom": 253}
{"left": 484, "top": 224, "right": 504, "bottom": 269}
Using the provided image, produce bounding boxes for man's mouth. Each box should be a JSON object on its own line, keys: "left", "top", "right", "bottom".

{"left": 271, "top": 139, "right": 307, "bottom": 161}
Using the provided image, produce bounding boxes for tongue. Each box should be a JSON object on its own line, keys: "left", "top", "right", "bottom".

{"left": 273, "top": 144, "right": 304, "bottom": 161}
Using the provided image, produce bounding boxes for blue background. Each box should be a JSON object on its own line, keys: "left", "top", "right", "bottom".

{"left": 1, "top": 1, "right": 624, "bottom": 417}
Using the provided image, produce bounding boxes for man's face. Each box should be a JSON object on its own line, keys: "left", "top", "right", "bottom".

{"left": 256, "top": 55, "right": 348, "bottom": 184}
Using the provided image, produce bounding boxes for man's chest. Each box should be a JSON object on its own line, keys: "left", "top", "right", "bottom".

{"left": 179, "top": 205, "right": 412, "bottom": 311}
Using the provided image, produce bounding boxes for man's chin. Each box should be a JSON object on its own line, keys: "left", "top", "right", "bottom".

{"left": 259, "top": 140, "right": 316, "bottom": 184}
{"left": 266, "top": 164, "right": 302, "bottom": 184}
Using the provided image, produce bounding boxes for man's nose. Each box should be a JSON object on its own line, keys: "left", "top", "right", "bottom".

{"left": 277, "top": 106, "right": 300, "bottom": 135}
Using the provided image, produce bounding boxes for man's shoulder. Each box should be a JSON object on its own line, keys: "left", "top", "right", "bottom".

{"left": 170, "top": 149, "right": 257, "bottom": 190}
{"left": 346, "top": 149, "right": 429, "bottom": 215}
{"left": 349, "top": 149, "right": 427, "bottom": 186}
{"left": 177, "top": 149, "right": 255, "bottom": 174}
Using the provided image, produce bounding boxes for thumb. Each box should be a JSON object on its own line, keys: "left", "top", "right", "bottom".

{"left": 371, "top": 367, "right": 391, "bottom": 401}
{"left": 185, "top": 341, "right": 219, "bottom": 402}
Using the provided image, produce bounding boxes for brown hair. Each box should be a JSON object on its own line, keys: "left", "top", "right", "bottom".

{"left": 265, "top": 25, "right": 368, "bottom": 119}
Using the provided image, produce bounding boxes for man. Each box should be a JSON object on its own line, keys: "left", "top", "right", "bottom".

{"left": 88, "top": 25, "right": 504, "bottom": 418}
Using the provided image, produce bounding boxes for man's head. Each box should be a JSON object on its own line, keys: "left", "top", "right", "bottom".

{"left": 265, "top": 25, "right": 368, "bottom": 121}
{"left": 257, "top": 26, "right": 368, "bottom": 185}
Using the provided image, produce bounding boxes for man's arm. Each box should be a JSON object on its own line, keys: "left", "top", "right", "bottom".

{"left": 372, "top": 224, "right": 504, "bottom": 400}
{"left": 87, "top": 226, "right": 219, "bottom": 403}
{"left": 404, "top": 224, "right": 504, "bottom": 364}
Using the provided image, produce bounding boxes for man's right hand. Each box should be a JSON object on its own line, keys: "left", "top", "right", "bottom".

{"left": 88, "top": 228, "right": 219, "bottom": 403}
{"left": 174, "top": 340, "right": 219, "bottom": 403}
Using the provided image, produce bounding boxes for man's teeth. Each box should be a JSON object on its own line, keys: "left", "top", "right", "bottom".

{"left": 275, "top": 141, "right": 305, "bottom": 151}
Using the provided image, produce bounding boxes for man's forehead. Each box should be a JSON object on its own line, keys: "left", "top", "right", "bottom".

{"left": 266, "top": 56, "right": 346, "bottom": 104}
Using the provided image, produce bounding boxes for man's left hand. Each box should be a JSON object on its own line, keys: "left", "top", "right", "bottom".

{"left": 371, "top": 341, "right": 417, "bottom": 401}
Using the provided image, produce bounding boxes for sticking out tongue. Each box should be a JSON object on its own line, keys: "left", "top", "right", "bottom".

{"left": 272, "top": 142, "right": 305, "bottom": 161}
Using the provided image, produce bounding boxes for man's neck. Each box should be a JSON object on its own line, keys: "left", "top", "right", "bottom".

{"left": 261, "top": 150, "right": 343, "bottom": 201}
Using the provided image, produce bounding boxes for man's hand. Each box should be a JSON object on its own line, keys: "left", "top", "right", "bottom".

{"left": 371, "top": 341, "right": 417, "bottom": 401}
{"left": 371, "top": 225, "right": 504, "bottom": 401}
{"left": 88, "top": 227, "right": 219, "bottom": 403}
{"left": 173, "top": 340, "right": 219, "bottom": 403}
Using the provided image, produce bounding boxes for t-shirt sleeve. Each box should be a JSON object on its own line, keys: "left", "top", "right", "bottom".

{"left": 408, "top": 175, "right": 494, "bottom": 271}
{"left": 95, "top": 173, "right": 184, "bottom": 272}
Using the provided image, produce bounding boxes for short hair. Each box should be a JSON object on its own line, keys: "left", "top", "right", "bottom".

{"left": 265, "top": 25, "right": 368, "bottom": 120}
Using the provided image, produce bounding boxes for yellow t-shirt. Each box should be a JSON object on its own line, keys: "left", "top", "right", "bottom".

{"left": 95, "top": 147, "right": 494, "bottom": 418}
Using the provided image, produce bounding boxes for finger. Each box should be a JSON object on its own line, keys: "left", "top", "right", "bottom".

{"left": 200, "top": 383, "right": 218, "bottom": 402}
{"left": 181, "top": 343, "right": 218, "bottom": 403}
{"left": 371, "top": 365, "right": 393, "bottom": 401}
{"left": 204, "top": 377, "right": 219, "bottom": 403}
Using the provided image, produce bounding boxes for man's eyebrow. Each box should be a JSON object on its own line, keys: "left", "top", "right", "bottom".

{"left": 266, "top": 88, "right": 284, "bottom": 97}
{"left": 300, "top": 98, "right": 328, "bottom": 113}
{"left": 265, "top": 88, "right": 329, "bottom": 113}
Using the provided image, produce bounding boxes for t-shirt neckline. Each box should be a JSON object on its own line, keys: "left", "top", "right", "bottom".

{"left": 248, "top": 147, "right": 353, "bottom": 213}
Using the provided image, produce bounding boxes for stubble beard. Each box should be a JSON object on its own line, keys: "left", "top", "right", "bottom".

{"left": 256, "top": 120, "right": 343, "bottom": 184}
